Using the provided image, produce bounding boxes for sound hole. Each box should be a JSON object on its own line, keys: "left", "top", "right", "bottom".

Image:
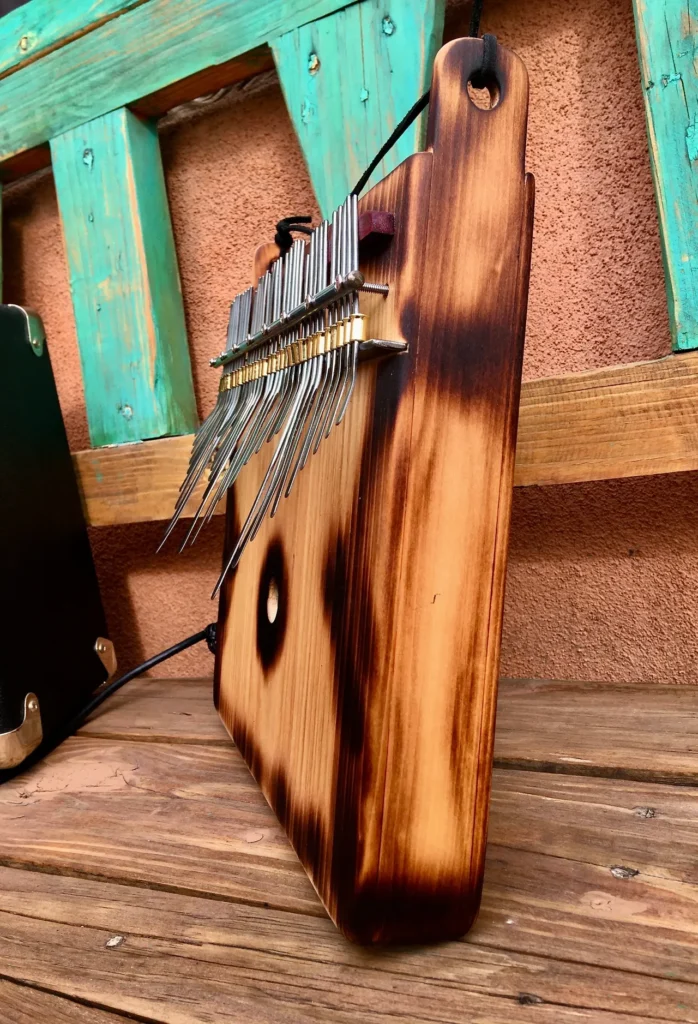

{"left": 267, "top": 578, "right": 279, "bottom": 623}
{"left": 256, "top": 539, "right": 288, "bottom": 672}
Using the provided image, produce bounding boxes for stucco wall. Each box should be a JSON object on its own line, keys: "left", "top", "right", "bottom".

{"left": 4, "top": 0, "right": 696, "bottom": 682}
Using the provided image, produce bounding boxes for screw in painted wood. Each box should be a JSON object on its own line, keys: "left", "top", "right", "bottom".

{"left": 83, "top": 148, "right": 94, "bottom": 170}
{"left": 121, "top": 405, "right": 133, "bottom": 421}
{"left": 360, "top": 88, "right": 369, "bottom": 103}
{"left": 307, "top": 52, "right": 320, "bottom": 75}
{"left": 18, "top": 35, "right": 29, "bottom": 52}
{"left": 382, "top": 15, "right": 395, "bottom": 34}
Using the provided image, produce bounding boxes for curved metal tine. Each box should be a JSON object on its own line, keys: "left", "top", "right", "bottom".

{"left": 228, "top": 356, "right": 314, "bottom": 571}
{"left": 243, "top": 218, "right": 323, "bottom": 539}
{"left": 310, "top": 199, "right": 347, "bottom": 456}
{"left": 277, "top": 354, "right": 324, "bottom": 505}
{"left": 285, "top": 344, "right": 328, "bottom": 492}
{"left": 328, "top": 198, "right": 359, "bottom": 432}
{"left": 267, "top": 240, "right": 304, "bottom": 440}
{"left": 217, "top": 231, "right": 316, "bottom": 570}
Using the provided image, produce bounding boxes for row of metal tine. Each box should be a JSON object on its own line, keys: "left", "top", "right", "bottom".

{"left": 160, "top": 195, "right": 363, "bottom": 595}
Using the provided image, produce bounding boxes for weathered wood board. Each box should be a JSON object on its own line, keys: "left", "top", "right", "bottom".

{"left": 215, "top": 37, "right": 534, "bottom": 944}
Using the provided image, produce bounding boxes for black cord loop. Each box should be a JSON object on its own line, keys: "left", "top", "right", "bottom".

{"left": 275, "top": 216, "right": 313, "bottom": 255}
{"left": 0, "top": 624, "right": 217, "bottom": 785}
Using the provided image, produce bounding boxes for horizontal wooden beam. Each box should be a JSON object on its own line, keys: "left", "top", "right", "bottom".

{"left": 73, "top": 349, "right": 698, "bottom": 527}
{"left": 0, "top": 0, "right": 145, "bottom": 81}
{"left": 0, "top": 0, "right": 353, "bottom": 168}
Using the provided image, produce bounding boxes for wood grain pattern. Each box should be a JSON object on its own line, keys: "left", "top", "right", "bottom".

{"left": 496, "top": 677, "right": 698, "bottom": 783}
{"left": 0, "top": 0, "right": 362, "bottom": 168}
{"left": 632, "top": 0, "right": 698, "bottom": 351}
{"left": 272, "top": 0, "right": 445, "bottom": 217}
{"left": 0, "top": 0, "right": 146, "bottom": 81}
{"left": 215, "top": 38, "right": 533, "bottom": 944}
{"left": 3, "top": 678, "right": 698, "bottom": 1021}
{"left": 0, "top": 865, "right": 692, "bottom": 1024}
{"left": 51, "top": 107, "right": 197, "bottom": 446}
{"left": 78, "top": 676, "right": 698, "bottom": 787}
{"left": 0, "top": 979, "right": 130, "bottom": 1024}
{"left": 73, "top": 346, "right": 698, "bottom": 524}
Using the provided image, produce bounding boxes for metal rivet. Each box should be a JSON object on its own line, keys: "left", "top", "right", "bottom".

{"left": 96, "top": 642, "right": 106, "bottom": 653}
{"left": 382, "top": 15, "right": 395, "bottom": 35}
{"left": 18, "top": 35, "right": 29, "bottom": 52}
{"left": 27, "top": 699, "right": 38, "bottom": 713}
{"left": 307, "top": 52, "right": 320, "bottom": 74}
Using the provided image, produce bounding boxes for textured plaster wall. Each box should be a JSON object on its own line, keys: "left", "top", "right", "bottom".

{"left": 4, "top": 0, "right": 697, "bottom": 682}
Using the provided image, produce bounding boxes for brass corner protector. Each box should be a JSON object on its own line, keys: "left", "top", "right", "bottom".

{"left": 95, "top": 637, "right": 117, "bottom": 681}
{"left": 0, "top": 693, "right": 43, "bottom": 769}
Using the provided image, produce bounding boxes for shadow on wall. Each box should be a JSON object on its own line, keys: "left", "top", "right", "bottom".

{"left": 503, "top": 472, "right": 698, "bottom": 684}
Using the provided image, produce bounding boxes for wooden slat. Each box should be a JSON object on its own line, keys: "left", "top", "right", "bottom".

{"left": 515, "top": 349, "right": 698, "bottom": 486}
{"left": 0, "top": 0, "right": 361, "bottom": 168}
{"left": 0, "top": 0, "right": 145, "bottom": 81}
{"left": 0, "top": 864, "right": 693, "bottom": 1023}
{"left": 632, "top": 1, "right": 698, "bottom": 351}
{"left": 3, "top": 730, "right": 698, "bottom": 918}
{"left": 79, "top": 677, "right": 228, "bottom": 743}
{"left": 79, "top": 677, "right": 698, "bottom": 787}
{"left": 0, "top": 979, "right": 130, "bottom": 1024}
{"left": 496, "top": 678, "right": 698, "bottom": 783}
{"left": 272, "top": 0, "right": 444, "bottom": 217}
{"left": 72, "top": 348, "right": 698, "bottom": 526}
{"left": 51, "top": 107, "right": 197, "bottom": 446}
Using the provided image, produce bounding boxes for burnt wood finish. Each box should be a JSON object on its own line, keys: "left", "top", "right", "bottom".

{"left": 215, "top": 37, "right": 534, "bottom": 944}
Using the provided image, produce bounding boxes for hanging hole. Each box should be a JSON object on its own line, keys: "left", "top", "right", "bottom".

{"left": 467, "top": 72, "right": 500, "bottom": 110}
{"left": 266, "top": 578, "right": 279, "bottom": 624}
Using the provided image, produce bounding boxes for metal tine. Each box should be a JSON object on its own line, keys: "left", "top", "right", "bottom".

{"left": 202, "top": 254, "right": 290, "bottom": 519}
{"left": 336, "top": 194, "right": 361, "bottom": 425}
{"left": 331, "top": 193, "right": 360, "bottom": 427}
{"left": 257, "top": 226, "right": 322, "bottom": 521}
{"left": 219, "top": 240, "right": 317, "bottom": 575}
{"left": 270, "top": 218, "right": 330, "bottom": 511}
{"left": 158, "top": 292, "right": 248, "bottom": 549}
{"left": 178, "top": 280, "right": 262, "bottom": 547}
{"left": 308, "top": 198, "right": 347, "bottom": 457}
{"left": 282, "top": 217, "right": 333, "bottom": 499}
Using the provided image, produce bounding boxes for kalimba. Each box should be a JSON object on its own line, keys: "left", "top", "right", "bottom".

{"left": 165, "top": 35, "right": 534, "bottom": 944}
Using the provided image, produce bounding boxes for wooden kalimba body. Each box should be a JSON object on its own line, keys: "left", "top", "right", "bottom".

{"left": 168, "top": 36, "right": 534, "bottom": 944}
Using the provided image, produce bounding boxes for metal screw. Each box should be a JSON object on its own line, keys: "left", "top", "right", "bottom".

{"left": 19, "top": 35, "right": 29, "bottom": 52}
{"left": 359, "top": 88, "right": 369, "bottom": 103}
{"left": 96, "top": 641, "right": 106, "bottom": 653}
{"left": 360, "top": 282, "right": 390, "bottom": 295}
{"left": 307, "top": 52, "right": 320, "bottom": 74}
{"left": 27, "top": 698, "right": 38, "bottom": 713}
{"left": 382, "top": 15, "right": 395, "bottom": 35}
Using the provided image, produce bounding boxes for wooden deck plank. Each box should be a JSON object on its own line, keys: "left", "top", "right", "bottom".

{"left": 0, "top": 979, "right": 131, "bottom": 1023}
{"left": 0, "top": 865, "right": 692, "bottom": 1023}
{"left": 2, "top": 733, "right": 698, "bottom": 910}
{"left": 79, "top": 677, "right": 227, "bottom": 743}
{"left": 495, "top": 678, "right": 698, "bottom": 783}
{"left": 81, "top": 677, "right": 698, "bottom": 787}
{"left": 73, "top": 349, "right": 698, "bottom": 527}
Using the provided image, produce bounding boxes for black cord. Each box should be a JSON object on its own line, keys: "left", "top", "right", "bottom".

{"left": 0, "top": 623, "right": 217, "bottom": 784}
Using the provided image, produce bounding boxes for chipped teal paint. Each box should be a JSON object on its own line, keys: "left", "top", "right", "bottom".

{"left": 633, "top": 0, "right": 698, "bottom": 350}
{"left": 0, "top": 0, "right": 145, "bottom": 79}
{"left": 0, "top": 0, "right": 355, "bottom": 167}
{"left": 50, "top": 107, "right": 197, "bottom": 447}
{"left": 272, "top": 0, "right": 446, "bottom": 217}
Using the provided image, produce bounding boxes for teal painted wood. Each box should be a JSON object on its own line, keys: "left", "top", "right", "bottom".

{"left": 271, "top": 0, "right": 445, "bottom": 216}
{"left": 0, "top": 0, "right": 145, "bottom": 80}
{"left": 633, "top": 0, "right": 698, "bottom": 351}
{"left": 0, "top": 0, "right": 350, "bottom": 167}
{"left": 50, "top": 107, "right": 197, "bottom": 446}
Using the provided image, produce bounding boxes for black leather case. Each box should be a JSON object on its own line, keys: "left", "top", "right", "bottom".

{"left": 0, "top": 305, "right": 113, "bottom": 770}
